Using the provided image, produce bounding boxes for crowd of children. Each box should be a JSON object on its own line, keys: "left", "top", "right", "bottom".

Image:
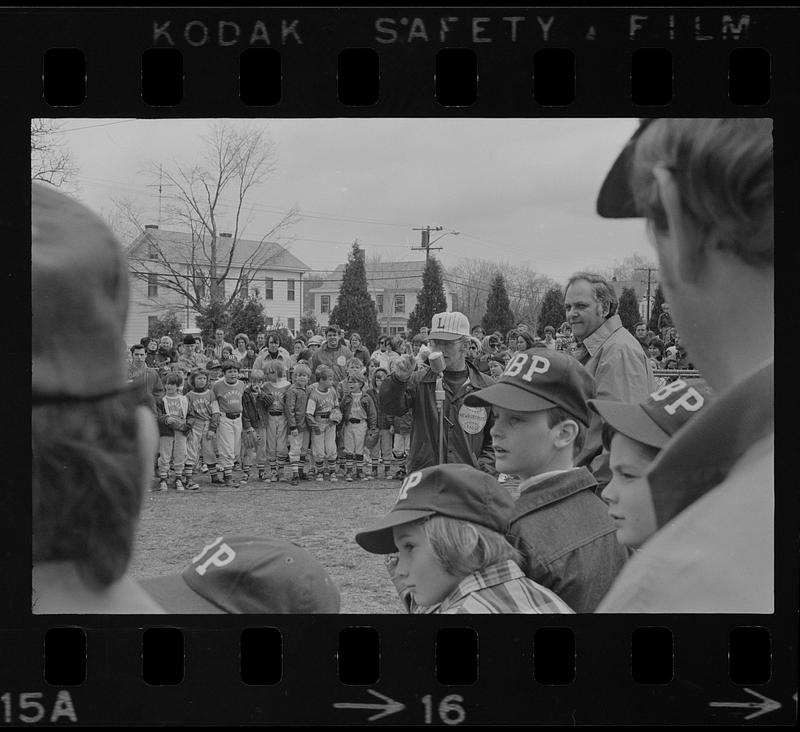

{"left": 131, "top": 329, "right": 419, "bottom": 490}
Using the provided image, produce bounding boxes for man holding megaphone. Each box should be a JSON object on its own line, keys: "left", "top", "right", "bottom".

{"left": 379, "top": 311, "right": 497, "bottom": 474}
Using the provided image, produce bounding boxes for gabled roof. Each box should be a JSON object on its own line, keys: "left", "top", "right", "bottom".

{"left": 126, "top": 228, "right": 310, "bottom": 273}
{"left": 309, "top": 260, "right": 449, "bottom": 293}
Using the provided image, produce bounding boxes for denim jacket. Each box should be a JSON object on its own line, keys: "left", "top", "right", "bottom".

{"left": 508, "top": 467, "right": 628, "bottom": 613}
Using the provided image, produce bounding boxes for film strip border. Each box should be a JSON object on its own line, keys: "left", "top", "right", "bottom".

{"left": 1, "top": 619, "right": 790, "bottom": 725}
{"left": 5, "top": 5, "right": 797, "bottom": 727}
{"left": 5, "top": 9, "right": 784, "bottom": 115}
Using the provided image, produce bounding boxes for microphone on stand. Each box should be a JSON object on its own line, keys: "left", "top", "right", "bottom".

{"left": 429, "top": 351, "right": 446, "bottom": 464}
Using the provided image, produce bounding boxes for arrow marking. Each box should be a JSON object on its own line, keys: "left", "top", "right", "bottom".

{"left": 334, "top": 689, "right": 405, "bottom": 721}
{"left": 709, "top": 687, "right": 782, "bottom": 720}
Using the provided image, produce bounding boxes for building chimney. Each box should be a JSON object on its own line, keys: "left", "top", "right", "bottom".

{"left": 220, "top": 232, "right": 232, "bottom": 238}
{"left": 144, "top": 224, "right": 159, "bottom": 230}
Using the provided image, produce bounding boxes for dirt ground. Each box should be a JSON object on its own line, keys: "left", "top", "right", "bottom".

{"left": 129, "top": 473, "right": 409, "bottom": 614}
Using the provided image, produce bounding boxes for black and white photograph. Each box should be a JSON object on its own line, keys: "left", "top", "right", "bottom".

{"left": 32, "top": 116, "right": 774, "bottom": 617}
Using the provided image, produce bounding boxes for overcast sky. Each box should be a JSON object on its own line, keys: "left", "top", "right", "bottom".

{"left": 55, "top": 117, "right": 654, "bottom": 283}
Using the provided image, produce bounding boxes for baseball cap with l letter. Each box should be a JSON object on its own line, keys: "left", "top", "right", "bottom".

{"left": 429, "top": 311, "right": 470, "bottom": 341}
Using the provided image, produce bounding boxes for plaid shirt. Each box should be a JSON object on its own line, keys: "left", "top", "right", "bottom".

{"left": 415, "top": 561, "right": 574, "bottom": 614}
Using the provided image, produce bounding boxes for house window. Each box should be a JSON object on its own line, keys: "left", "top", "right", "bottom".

{"left": 376, "top": 294, "right": 384, "bottom": 313}
{"left": 288, "top": 317, "right": 295, "bottom": 331}
{"left": 148, "top": 240, "right": 158, "bottom": 259}
{"left": 148, "top": 315, "right": 159, "bottom": 334}
{"left": 148, "top": 273, "right": 158, "bottom": 297}
{"left": 240, "top": 280, "right": 249, "bottom": 299}
{"left": 394, "top": 294, "right": 405, "bottom": 314}
{"left": 253, "top": 287, "right": 260, "bottom": 299}
{"left": 265, "top": 317, "right": 274, "bottom": 326}
{"left": 287, "top": 279, "right": 295, "bottom": 301}
{"left": 321, "top": 295, "right": 330, "bottom": 314}
{"left": 195, "top": 272, "right": 205, "bottom": 301}
{"left": 265, "top": 277, "right": 274, "bottom": 300}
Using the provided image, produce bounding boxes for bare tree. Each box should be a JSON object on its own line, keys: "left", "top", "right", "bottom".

{"left": 31, "top": 119, "right": 78, "bottom": 188}
{"left": 126, "top": 121, "right": 299, "bottom": 312}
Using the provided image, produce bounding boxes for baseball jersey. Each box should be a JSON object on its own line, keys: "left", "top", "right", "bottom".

{"left": 306, "top": 384, "right": 337, "bottom": 415}
{"left": 161, "top": 394, "right": 188, "bottom": 421}
{"left": 186, "top": 388, "right": 218, "bottom": 422}
{"left": 264, "top": 379, "right": 291, "bottom": 413}
{"left": 212, "top": 379, "right": 245, "bottom": 414}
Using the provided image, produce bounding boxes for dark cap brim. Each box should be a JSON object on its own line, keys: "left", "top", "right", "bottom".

{"left": 139, "top": 573, "right": 225, "bottom": 614}
{"left": 355, "top": 509, "right": 437, "bottom": 554}
{"left": 463, "top": 382, "right": 558, "bottom": 412}
{"left": 596, "top": 119, "right": 653, "bottom": 219}
{"left": 588, "top": 398, "right": 669, "bottom": 449}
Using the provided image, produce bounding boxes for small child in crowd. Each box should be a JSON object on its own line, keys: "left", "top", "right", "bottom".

{"left": 156, "top": 373, "right": 191, "bottom": 491}
{"left": 588, "top": 378, "right": 713, "bottom": 551}
{"left": 285, "top": 363, "right": 312, "bottom": 485}
{"left": 464, "top": 346, "right": 628, "bottom": 612}
{"left": 340, "top": 372, "right": 377, "bottom": 481}
{"left": 241, "top": 368, "right": 271, "bottom": 482}
{"left": 263, "top": 361, "right": 291, "bottom": 482}
{"left": 391, "top": 408, "right": 412, "bottom": 479}
{"left": 306, "top": 365, "right": 341, "bottom": 482}
{"left": 356, "top": 464, "right": 574, "bottom": 614}
{"left": 366, "top": 367, "right": 393, "bottom": 479}
{"left": 210, "top": 361, "right": 246, "bottom": 487}
{"left": 183, "top": 370, "right": 220, "bottom": 489}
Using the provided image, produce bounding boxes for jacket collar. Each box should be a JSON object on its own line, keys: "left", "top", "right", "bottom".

{"left": 647, "top": 358, "right": 774, "bottom": 527}
{"left": 582, "top": 314, "right": 624, "bottom": 357}
{"left": 511, "top": 467, "right": 598, "bottom": 518}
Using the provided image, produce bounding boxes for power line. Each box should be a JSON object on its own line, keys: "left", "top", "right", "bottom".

{"left": 57, "top": 119, "right": 139, "bottom": 133}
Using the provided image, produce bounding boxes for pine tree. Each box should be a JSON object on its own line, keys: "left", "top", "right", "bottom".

{"left": 148, "top": 309, "right": 183, "bottom": 346}
{"left": 537, "top": 286, "right": 567, "bottom": 332}
{"left": 228, "top": 294, "right": 266, "bottom": 340}
{"left": 617, "top": 286, "right": 642, "bottom": 332}
{"left": 482, "top": 273, "right": 515, "bottom": 335}
{"left": 407, "top": 257, "right": 448, "bottom": 336}
{"left": 647, "top": 284, "right": 667, "bottom": 334}
{"left": 195, "top": 300, "right": 230, "bottom": 345}
{"left": 329, "top": 242, "right": 380, "bottom": 348}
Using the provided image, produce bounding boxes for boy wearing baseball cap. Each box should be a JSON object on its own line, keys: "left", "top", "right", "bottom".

{"left": 464, "top": 346, "right": 627, "bottom": 613}
{"left": 588, "top": 379, "right": 713, "bottom": 551}
{"left": 355, "top": 464, "right": 573, "bottom": 614}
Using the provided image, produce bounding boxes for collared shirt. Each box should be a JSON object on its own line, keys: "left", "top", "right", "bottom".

{"left": 436, "top": 561, "right": 574, "bottom": 614}
{"left": 596, "top": 359, "right": 773, "bottom": 613}
{"left": 574, "top": 314, "right": 655, "bottom": 472}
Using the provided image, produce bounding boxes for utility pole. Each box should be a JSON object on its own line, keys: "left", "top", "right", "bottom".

{"left": 634, "top": 266, "right": 658, "bottom": 325}
{"left": 411, "top": 226, "right": 460, "bottom": 263}
{"left": 411, "top": 226, "right": 443, "bottom": 263}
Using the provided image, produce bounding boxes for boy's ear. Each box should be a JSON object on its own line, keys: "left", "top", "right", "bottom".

{"left": 552, "top": 419, "right": 579, "bottom": 450}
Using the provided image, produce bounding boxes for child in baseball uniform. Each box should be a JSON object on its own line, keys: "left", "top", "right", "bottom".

{"left": 356, "top": 464, "right": 574, "bottom": 614}
{"left": 156, "top": 373, "right": 190, "bottom": 491}
{"left": 340, "top": 372, "right": 377, "bottom": 482}
{"left": 263, "top": 361, "right": 291, "bottom": 482}
{"left": 211, "top": 361, "right": 246, "bottom": 487}
{"left": 366, "top": 367, "right": 393, "bottom": 479}
{"left": 285, "top": 362, "right": 312, "bottom": 486}
{"left": 183, "top": 369, "right": 220, "bottom": 489}
{"left": 241, "top": 368, "right": 271, "bottom": 483}
{"left": 306, "top": 364, "right": 340, "bottom": 482}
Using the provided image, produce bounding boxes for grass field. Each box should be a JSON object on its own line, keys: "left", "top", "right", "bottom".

{"left": 128, "top": 473, "right": 408, "bottom": 613}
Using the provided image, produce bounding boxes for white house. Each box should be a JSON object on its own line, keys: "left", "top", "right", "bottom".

{"left": 308, "top": 260, "right": 456, "bottom": 336}
{"left": 124, "top": 226, "right": 310, "bottom": 346}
